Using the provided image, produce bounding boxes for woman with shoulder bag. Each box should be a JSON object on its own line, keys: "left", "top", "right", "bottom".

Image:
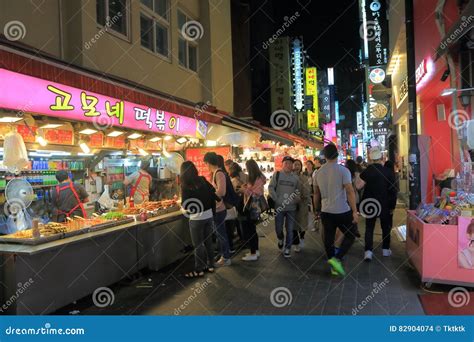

{"left": 229, "top": 163, "right": 247, "bottom": 242}
{"left": 240, "top": 159, "right": 266, "bottom": 261}
{"left": 180, "top": 161, "right": 219, "bottom": 278}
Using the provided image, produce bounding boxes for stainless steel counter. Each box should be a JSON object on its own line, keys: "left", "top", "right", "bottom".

{"left": 0, "top": 211, "right": 191, "bottom": 315}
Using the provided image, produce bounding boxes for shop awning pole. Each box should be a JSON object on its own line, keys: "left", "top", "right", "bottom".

{"left": 406, "top": 0, "right": 422, "bottom": 210}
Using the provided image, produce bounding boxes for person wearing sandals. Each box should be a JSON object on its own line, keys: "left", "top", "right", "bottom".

{"left": 240, "top": 159, "right": 266, "bottom": 261}
{"left": 180, "top": 161, "right": 218, "bottom": 278}
{"left": 292, "top": 159, "right": 310, "bottom": 252}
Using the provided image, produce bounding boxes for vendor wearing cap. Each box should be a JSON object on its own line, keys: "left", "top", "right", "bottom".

{"left": 124, "top": 160, "right": 152, "bottom": 205}
{"left": 52, "top": 170, "right": 89, "bottom": 222}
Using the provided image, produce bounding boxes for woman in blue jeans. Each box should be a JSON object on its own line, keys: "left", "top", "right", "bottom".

{"left": 180, "top": 161, "right": 219, "bottom": 278}
{"left": 204, "top": 152, "right": 232, "bottom": 267}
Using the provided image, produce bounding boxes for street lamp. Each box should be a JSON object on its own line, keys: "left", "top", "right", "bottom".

{"left": 440, "top": 87, "right": 474, "bottom": 96}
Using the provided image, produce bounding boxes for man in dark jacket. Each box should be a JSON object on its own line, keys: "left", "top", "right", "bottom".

{"left": 360, "top": 146, "right": 397, "bottom": 261}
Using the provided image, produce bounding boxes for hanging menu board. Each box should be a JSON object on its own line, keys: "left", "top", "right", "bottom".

{"left": 185, "top": 146, "right": 232, "bottom": 181}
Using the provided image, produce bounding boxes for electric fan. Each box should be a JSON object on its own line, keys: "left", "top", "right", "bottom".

{"left": 4, "top": 178, "right": 34, "bottom": 217}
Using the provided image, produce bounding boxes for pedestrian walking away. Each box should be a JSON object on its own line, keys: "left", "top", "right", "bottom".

{"left": 360, "top": 146, "right": 397, "bottom": 261}
{"left": 313, "top": 144, "right": 359, "bottom": 276}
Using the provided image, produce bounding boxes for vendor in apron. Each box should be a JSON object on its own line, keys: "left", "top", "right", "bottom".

{"left": 52, "top": 170, "right": 89, "bottom": 222}
{"left": 124, "top": 160, "right": 152, "bottom": 205}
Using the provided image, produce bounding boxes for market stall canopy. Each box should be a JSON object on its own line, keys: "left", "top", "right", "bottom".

{"left": 434, "top": 1, "right": 474, "bottom": 61}
{"left": 216, "top": 131, "right": 260, "bottom": 146}
{"left": 259, "top": 130, "right": 294, "bottom": 147}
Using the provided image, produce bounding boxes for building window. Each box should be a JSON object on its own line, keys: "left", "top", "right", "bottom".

{"left": 177, "top": 10, "right": 198, "bottom": 72}
{"left": 140, "top": 0, "right": 170, "bottom": 58}
{"left": 96, "top": 0, "right": 129, "bottom": 37}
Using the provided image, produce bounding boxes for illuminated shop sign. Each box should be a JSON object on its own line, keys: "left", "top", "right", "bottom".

{"left": 0, "top": 69, "right": 204, "bottom": 138}
{"left": 305, "top": 67, "right": 319, "bottom": 130}
{"left": 291, "top": 38, "right": 304, "bottom": 111}
{"left": 362, "top": 0, "right": 389, "bottom": 67}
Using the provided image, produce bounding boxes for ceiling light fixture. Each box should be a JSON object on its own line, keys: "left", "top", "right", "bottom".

{"left": 107, "top": 131, "right": 124, "bottom": 137}
{"left": 79, "top": 128, "right": 98, "bottom": 135}
{"left": 127, "top": 133, "right": 142, "bottom": 139}
{"left": 40, "top": 123, "right": 63, "bottom": 129}
{"left": 0, "top": 116, "right": 22, "bottom": 123}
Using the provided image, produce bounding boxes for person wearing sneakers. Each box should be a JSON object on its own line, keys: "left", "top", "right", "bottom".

{"left": 292, "top": 159, "right": 310, "bottom": 252}
{"left": 360, "top": 146, "right": 397, "bottom": 261}
{"left": 269, "top": 156, "right": 301, "bottom": 258}
{"left": 240, "top": 159, "right": 266, "bottom": 261}
{"left": 314, "top": 144, "right": 359, "bottom": 276}
{"left": 204, "top": 152, "right": 232, "bottom": 267}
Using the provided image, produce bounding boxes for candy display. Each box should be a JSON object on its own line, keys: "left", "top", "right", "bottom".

{"left": 416, "top": 189, "right": 474, "bottom": 224}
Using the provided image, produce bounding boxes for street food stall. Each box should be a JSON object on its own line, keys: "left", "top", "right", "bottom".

{"left": 0, "top": 68, "right": 217, "bottom": 314}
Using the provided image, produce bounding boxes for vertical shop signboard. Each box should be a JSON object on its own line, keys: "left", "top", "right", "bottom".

{"left": 269, "top": 37, "right": 291, "bottom": 115}
{"left": 364, "top": 0, "right": 389, "bottom": 67}
{"left": 185, "top": 146, "right": 232, "bottom": 181}
{"left": 305, "top": 67, "right": 319, "bottom": 131}
{"left": 291, "top": 37, "right": 305, "bottom": 112}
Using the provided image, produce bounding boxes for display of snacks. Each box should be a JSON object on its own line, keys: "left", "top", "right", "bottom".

{"left": 416, "top": 190, "right": 474, "bottom": 225}
{"left": 103, "top": 212, "right": 125, "bottom": 220}
{"left": 0, "top": 198, "right": 180, "bottom": 245}
{"left": 39, "top": 222, "right": 68, "bottom": 235}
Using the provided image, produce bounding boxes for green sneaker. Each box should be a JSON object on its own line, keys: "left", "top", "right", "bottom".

{"left": 328, "top": 257, "right": 346, "bottom": 276}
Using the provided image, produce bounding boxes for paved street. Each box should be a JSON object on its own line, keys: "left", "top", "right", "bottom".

{"left": 56, "top": 209, "right": 425, "bottom": 315}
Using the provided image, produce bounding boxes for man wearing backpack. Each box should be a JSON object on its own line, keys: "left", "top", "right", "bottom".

{"left": 204, "top": 152, "right": 238, "bottom": 267}
{"left": 269, "top": 156, "right": 301, "bottom": 258}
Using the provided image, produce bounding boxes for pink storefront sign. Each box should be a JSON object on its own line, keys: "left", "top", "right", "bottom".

{"left": 0, "top": 68, "right": 202, "bottom": 138}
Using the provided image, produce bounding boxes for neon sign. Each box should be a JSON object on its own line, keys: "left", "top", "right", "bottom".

{"left": 0, "top": 69, "right": 204, "bottom": 138}
{"left": 291, "top": 38, "right": 304, "bottom": 111}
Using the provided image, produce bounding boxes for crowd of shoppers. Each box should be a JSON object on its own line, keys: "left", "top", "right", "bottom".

{"left": 180, "top": 144, "right": 398, "bottom": 278}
